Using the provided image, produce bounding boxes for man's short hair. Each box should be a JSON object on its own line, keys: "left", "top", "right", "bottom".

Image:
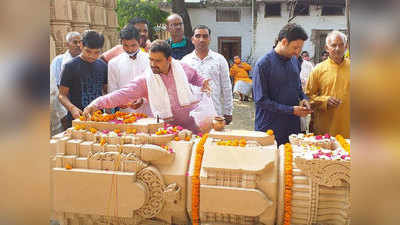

{"left": 193, "top": 25, "right": 211, "bottom": 35}
{"left": 66, "top": 32, "right": 81, "bottom": 42}
{"left": 301, "top": 51, "right": 309, "bottom": 55}
{"left": 150, "top": 40, "right": 172, "bottom": 58}
{"left": 120, "top": 24, "right": 140, "bottom": 41}
{"left": 277, "top": 23, "right": 308, "bottom": 43}
{"left": 82, "top": 30, "right": 104, "bottom": 49}
{"left": 128, "top": 17, "right": 149, "bottom": 26}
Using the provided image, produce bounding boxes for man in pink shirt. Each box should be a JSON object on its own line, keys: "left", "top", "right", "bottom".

{"left": 101, "top": 17, "right": 152, "bottom": 63}
{"left": 83, "top": 40, "right": 210, "bottom": 133}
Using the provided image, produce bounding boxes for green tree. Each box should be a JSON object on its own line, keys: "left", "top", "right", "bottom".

{"left": 116, "top": 0, "right": 169, "bottom": 39}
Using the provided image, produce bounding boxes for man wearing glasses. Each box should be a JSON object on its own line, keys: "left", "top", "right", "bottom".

{"left": 166, "top": 14, "right": 194, "bottom": 60}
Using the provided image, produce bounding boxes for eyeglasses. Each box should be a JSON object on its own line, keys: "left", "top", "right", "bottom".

{"left": 71, "top": 40, "right": 81, "bottom": 45}
{"left": 170, "top": 22, "right": 183, "bottom": 28}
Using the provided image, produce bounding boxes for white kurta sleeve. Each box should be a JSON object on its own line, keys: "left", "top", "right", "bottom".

{"left": 219, "top": 56, "right": 233, "bottom": 115}
{"left": 107, "top": 58, "right": 119, "bottom": 93}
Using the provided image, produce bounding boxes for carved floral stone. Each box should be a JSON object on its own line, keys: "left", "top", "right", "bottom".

{"left": 295, "top": 157, "right": 350, "bottom": 187}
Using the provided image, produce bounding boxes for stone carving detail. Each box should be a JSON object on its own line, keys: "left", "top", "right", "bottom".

{"left": 163, "top": 183, "right": 181, "bottom": 203}
{"left": 136, "top": 166, "right": 165, "bottom": 218}
{"left": 123, "top": 153, "right": 148, "bottom": 172}
{"left": 295, "top": 158, "right": 350, "bottom": 187}
{"left": 202, "top": 212, "right": 259, "bottom": 225}
{"left": 307, "top": 181, "right": 319, "bottom": 224}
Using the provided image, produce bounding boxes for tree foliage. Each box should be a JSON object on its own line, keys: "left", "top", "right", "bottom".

{"left": 116, "top": 0, "right": 169, "bottom": 39}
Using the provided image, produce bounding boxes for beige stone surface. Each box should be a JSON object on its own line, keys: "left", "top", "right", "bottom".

{"left": 50, "top": 0, "right": 119, "bottom": 58}
{"left": 200, "top": 185, "right": 271, "bottom": 216}
{"left": 51, "top": 118, "right": 350, "bottom": 225}
{"left": 53, "top": 168, "right": 147, "bottom": 217}
{"left": 202, "top": 139, "right": 276, "bottom": 174}
{"left": 209, "top": 129, "right": 275, "bottom": 146}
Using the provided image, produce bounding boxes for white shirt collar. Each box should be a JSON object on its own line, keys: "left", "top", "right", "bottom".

{"left": 191, "top": 49, "right": 215, "bottom": 61}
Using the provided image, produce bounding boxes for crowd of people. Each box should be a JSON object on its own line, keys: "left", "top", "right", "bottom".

{"left": 50, "top": 13, "right": 350, "bottom": 147}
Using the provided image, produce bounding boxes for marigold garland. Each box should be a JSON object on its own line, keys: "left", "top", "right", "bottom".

{"left": 191, "top": 133, "right": 209, "bottom": 225}
{"left": 283, "top": 143, "right": 293, "bottom": 225}
{"left": 216, "top": 138, "right": 246, "bottom": 147}
{"left": 335, "top": 134, "right": 350, "bottom": 153}
{"left": 90, "top": 110, "right": 146, "bottom": 123}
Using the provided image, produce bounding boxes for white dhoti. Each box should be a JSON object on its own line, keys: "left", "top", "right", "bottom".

{"left": 233, "top": 81, "right": 252, "bottom": 96}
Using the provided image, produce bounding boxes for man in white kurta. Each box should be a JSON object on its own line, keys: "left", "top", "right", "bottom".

{"left": 107, "top": 25, "right": 152, "bottom": 116}
{"left": 182, "top": 25, "right": 233, "bottom": 124}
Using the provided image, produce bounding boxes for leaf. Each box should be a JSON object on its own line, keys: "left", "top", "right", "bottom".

{"left": 116, "top": 0, "right": 169, "bottom": 39}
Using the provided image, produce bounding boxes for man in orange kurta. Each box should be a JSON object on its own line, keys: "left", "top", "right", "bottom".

{"left": 230, "top": 56, "right": 252, "bottom": 101}
{"left": 305, "top": 31, "right": 350, "bottom": 138}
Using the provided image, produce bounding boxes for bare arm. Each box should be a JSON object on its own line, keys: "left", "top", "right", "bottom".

{"left": 58, "top": 85, "right": 82, "bottom": 119}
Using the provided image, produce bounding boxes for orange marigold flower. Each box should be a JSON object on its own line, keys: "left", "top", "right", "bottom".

{"left": 90, "top": 128, "right": 97, "bottom": 134}
{"left": 100, "top": 138, "right": 106, "bottom": 146}
{"left": 266, "top": 129, "right": 274, "bottom": 135}
{"left": 65, "top": 163, "right": 72, "bottom": 170}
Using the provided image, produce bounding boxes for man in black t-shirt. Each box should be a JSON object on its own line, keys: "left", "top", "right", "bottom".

{"left": 58, "top": 30, "right": 108, "bottom": 129}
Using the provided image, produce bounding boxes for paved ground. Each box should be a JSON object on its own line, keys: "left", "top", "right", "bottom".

{"left": 225, "top": 95, "right": 255, "bottom": 131}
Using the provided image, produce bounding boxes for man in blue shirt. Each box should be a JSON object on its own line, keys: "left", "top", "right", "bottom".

{"left": 253, "top": 23, "right": 312, "bottom": 146}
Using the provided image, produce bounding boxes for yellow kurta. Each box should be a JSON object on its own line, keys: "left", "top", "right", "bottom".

{"left": 305, "top": 57, "right": 350, "bottom": 138}
{"left": 230, "top": 62, "right": 252, "bottom": 84}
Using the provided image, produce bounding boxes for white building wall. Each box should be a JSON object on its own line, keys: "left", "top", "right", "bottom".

{"left": 255, "top": 3, "right": 346, "bottom": 61}
{"left": 188, "top": 7, "right": 253, "bottom": 59}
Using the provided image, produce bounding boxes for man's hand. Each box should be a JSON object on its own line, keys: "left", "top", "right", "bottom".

{"left": 223, "top": 114, "right": 232, "bottom": 125}
{"left": 201, "top": 79, "right": 212, "bottom": 94}
{"left": 70, "top": 106, "right": 83, "bottom": 119}
{"left": 118, "top": 104, "right": 129, "bottom": 109}
{"left": 130, "top": 98, "right": 144, "bottom": 110}
{"left": 83, "top": 104, "right": 99, "bottom": 120}
{"left": 327, "top": 97, "right": 341, "bottom": 109}
{"left": 293, "top": 106, "right": 312, "bottom": 117}
{"left": 300, "top": 99, "right": 311, "bottom": 110}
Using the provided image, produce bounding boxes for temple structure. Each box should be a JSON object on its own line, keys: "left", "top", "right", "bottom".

{"left": 50, "top": 0, "right": 120, "bottom": 60}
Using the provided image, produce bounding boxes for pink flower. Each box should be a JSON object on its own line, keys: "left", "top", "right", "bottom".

{"left": 313, "top": 154, "right": 319, "bottom": 159}
{"left": 176, "top": 126, "right": 183, "bottom": 131}
{"left": 117, "top": 133, "right": 122, "bottom": 137}
{"left": 341, "top": 155, "right": 346, "bottom": 160}
{"left": 323, "top": 134, "right": 330, "bottom": 139}
{"left": 102, "top": 130, "right": 109, "bottom": 134}
{"left": 315, "top": 135, "right": 323, "bottom": 140}
{"left": 198, "top": 132, "right": 203, "bottom": 137}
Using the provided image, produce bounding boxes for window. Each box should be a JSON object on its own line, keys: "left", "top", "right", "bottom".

{"left": 294, "top": 3, "right": 310, "bottom": 16}
{"left": 264, "top": 3, "right": 281, "bottom": 17}
{"left": 216, "top": 8, "right": 241, "bottom": 22}
{"left": 322, "top": 6, "right": 345, "bottom": 16}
